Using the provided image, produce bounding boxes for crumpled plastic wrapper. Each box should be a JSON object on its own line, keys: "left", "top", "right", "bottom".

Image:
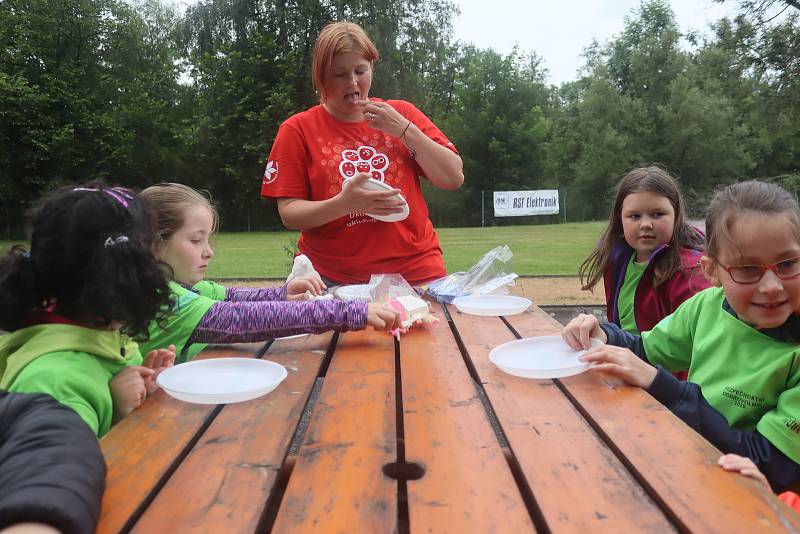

{"left": 423, "top": 245, "right": 518, "bottom": 303}
{"left": 366, "top": 274, "right": 438, "bottom": 338}
{"left": 286, "top": 255, "right": 332, "bottom": 300}
{"left": 286, "top": 254, "right": 322, "bottom": 283}
{"left": 367, "top": 274, "right": 417, "bottom": 301}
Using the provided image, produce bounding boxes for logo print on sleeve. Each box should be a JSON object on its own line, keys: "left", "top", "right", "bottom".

{"left": 263, "top": 161, "right": 278, "bottom": 185}
{"left": 339, "top": 146, "right": 390, "bottom": 182}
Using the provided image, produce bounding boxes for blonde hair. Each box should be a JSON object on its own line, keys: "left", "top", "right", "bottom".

{"left": 139, "top": 183, "right": 219, "bottom": 244}
{"left": 312, "top": 21, "right": 379, "bottom": 102}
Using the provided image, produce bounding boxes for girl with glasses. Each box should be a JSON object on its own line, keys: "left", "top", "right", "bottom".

{"left": 562, "top": 180, "right": 800, "bottom": 492}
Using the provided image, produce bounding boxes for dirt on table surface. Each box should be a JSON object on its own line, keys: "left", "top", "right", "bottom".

{"left": 224, "top": 276, "right": 605, "bottom": 306}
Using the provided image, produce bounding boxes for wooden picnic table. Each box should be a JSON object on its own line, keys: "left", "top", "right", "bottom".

{"left": 97, "top": 303, "right": 800, "bottom": 533}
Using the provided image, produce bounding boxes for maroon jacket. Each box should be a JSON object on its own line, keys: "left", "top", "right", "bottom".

{"left": 603, "top": 241, "right": 710, "bottom": 333}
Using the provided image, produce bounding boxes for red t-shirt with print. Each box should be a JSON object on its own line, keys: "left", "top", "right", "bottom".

{"left": 260, "top": 99, "right": 458, "bottom": 285}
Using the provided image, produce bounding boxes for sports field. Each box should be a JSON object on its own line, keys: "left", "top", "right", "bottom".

{"left": 0, "top": 222, "right": 606, "bottom": 278}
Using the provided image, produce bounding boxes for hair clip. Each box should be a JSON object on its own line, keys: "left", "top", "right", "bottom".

{"left": 110, "top": 187, "right": 133, "bottom": 198}
{"left": 104, "top": 189, "right": 130, "bottom": 208}
{"left": 21, "top": 251, "right": 31, "bottom": 260}
{"left": 73, "top": 187, "right": 131, "bottom": 209}
{"left": 104, "top": 236, "right": 130, "bottom": 248}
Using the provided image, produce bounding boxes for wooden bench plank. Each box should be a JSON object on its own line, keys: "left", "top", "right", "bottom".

{"left": 448, "top": 304, "right": 676, "bottom": 532}
{"left": 272, "top": 328, "right": 398, "bottom": 533}
{"left": 505, "top": 309, "right": 800, "bottom": 532}
{"left": 129, "top": 334, "right": 332, "bottom": 533}
{"left": 401, "top": 310, "right": 536, "bottom": 531}
{"left": 98, "top": 344, "right": 268, "bottom": 534}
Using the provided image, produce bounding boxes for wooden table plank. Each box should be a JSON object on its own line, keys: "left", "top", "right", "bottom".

{"left": 447, "top": 304, "right": 676, "bottom": 532}
{"left": 272, "top": 328, "right": 398, "bottom": 533}
{"left": 401, "top": 311, "right": 536, "bottom": 532}
{"left": 505, "top": 309, "right": 800, "bottom": 533}
{"left": 98, "top": 345, "right": 267, "bottom": 534}
{"left": 129, "top": 334, "right": 332, "bottom": 533}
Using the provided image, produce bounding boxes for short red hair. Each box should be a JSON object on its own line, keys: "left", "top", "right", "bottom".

{"left": 312, "top": 22, "right": 380, "bottom": 102}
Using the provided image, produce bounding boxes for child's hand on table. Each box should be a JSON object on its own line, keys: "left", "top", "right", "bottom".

{"left": 579, "top": 345, "right": 657, "bottom": 388}
{"left": 110, "top": 366, "right": 152, "bottom": 422}
{"left": 142, "top": 344, "right": 176, "bottom": 395}
{"left": 367, "top": 303, "right": 401, "bottom": 331}
{"left": 562, "top": 313, "right": 608, "bottom": 350}
{"left": 718, "top": 454, "right": 770, "bottom": 489}
{"left": 287, "top": 277, "right": 327, "bottom": 301}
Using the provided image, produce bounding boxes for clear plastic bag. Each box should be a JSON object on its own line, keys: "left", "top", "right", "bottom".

{"left": 367, "top": 274, "right": 417, "bottom": 301}
{"left": 423, "top": 245, "right": 518, "bottom": 303}
{"left": 366, "top": 274, "right": 437, "bottom": 338}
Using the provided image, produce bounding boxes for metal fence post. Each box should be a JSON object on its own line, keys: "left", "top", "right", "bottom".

{"left": 481, "top": 190, "right": 485, "bottom": 228}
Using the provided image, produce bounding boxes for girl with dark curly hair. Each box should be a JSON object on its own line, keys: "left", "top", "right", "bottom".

{"left": 0, "top": 184, "right": 176, "bottom": 437}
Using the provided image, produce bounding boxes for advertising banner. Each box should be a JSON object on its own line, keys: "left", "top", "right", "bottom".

{"left": 493, "top": 190, "right": 559, "bottom": 217}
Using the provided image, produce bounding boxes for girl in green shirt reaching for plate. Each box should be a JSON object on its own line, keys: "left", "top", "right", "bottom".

{"left": 137, "top": 183, "right": 400, "bottom": 362}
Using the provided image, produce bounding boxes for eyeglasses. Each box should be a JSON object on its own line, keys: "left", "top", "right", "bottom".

{"left": 714, "top": 256, "right": 800, "bottom": 284}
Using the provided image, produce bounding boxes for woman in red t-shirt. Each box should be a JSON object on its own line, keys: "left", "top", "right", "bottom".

{"left": 260, "top": 21, "right": 464, "bottom": 286}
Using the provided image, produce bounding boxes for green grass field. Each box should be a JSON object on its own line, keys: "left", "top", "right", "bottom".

{"left": 0, "top": 222, "right": 606, "bottom": 278}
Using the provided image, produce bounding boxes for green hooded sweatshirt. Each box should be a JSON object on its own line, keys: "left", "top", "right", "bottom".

{"left": 139, "top": 281, "right": 222, "bottom": 363}
{"left": 0, "top": 324, "right": 141, "bottom": 437}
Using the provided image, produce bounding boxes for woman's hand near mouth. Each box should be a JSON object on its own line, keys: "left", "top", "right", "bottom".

{"left": 354, "top": 100, "right": 407, "bottom": 137}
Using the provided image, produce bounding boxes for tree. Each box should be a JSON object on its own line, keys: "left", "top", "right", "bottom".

{"left": 435, "top": 46, "right": 552, "bottom": 226}
{"left": 549, "top": 76, "right": 646, "bottom": 219}
{"left": 691, "top": 13, "right": 800, "bottom": 178}
{"left": 657, "top": 75, "right": 754, "bottom": 187}
{"left": 606, "top": 0, "right": 687, "bottom": 104}
{"left": 714, "top": 0, "right": 800, "bottom": 25}
{"left": 549, "top": 0, "right": 764, "bottom": 218}
{"left": 0, "top": 0, "right": 186, "bottom": 236}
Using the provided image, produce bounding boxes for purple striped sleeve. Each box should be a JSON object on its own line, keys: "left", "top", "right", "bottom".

{"left": 187, "top": 299, "right": 369, "bottom": 344}
{"left": 225, "top": 284, "right": 287, "bottom": 302}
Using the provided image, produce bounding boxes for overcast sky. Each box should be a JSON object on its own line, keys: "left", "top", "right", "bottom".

{"left": 451, "top": 0, "right": 741, "bottom": 85}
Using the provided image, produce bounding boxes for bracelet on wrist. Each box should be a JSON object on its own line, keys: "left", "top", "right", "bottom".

{"left": 400, "top": 120, "right": 416, "bottom": 159}
{"left": 400, "top": 120, "right": 411, "bottom": 138}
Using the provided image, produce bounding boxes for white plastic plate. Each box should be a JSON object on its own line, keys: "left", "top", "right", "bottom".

{"left": 452, "top": 295, "right": 532, "bottom": 316}
{"left": 489, "top": 335, "right": 603, "bottom": 379}
{"left": 334, "top": 284, "right": 373, "bottom": 301}
{"left": 156, "top": 358, "right": 287, "bottom": 404}
{"left": 357, "top": 178, "right": 409, "bottom": 223}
